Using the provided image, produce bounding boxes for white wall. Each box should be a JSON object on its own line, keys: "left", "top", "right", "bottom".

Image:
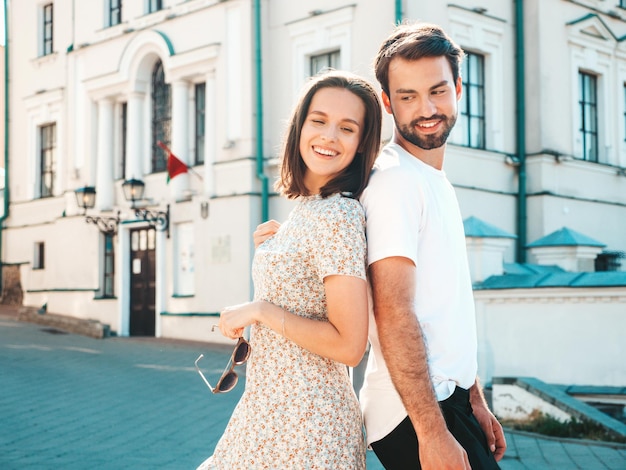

{"left": 475, "top": 287, "right": 626, "bottom": 387}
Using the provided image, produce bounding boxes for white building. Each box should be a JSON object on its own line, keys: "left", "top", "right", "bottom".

{"left": 2, "top": 1, "right": 625, "bottom": 385}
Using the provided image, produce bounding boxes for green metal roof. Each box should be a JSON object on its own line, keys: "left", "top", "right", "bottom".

{"left": 463, "top": 216, "right": 517, "bottom": 239}
{"left": 526, "top": 227, "right": 605, "bottom": 248}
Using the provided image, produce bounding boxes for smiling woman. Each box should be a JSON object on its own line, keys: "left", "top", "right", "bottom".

{"left": 195, "top": 70, "right": 382, "bottom": 470}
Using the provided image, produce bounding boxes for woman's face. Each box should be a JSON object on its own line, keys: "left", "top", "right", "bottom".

{"left": 299, "top": 87, "right": 365, "bottom": 194}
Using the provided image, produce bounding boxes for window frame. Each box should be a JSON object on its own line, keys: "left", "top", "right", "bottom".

{"left": 623, "top": 83, "right": 626, "bottom": 144}
{"left": 309, "top": 50, "right": 341, "bottom": 76}
{"left": 458, "top": 51, "right": 486, "bottom": 149}
{"left": 109, "top": 0, "right": 122, "bottom": 27}
{"left": 151, "top": 61, "right": 171, "bottom": 173}
{"left": 42, "top": 3, "right": 53, "bottom": 56}
{"left": 578, "top": 71, "right": 599, "bottom": 162}
{"left": 33, "top": 242, "right": 45, "bottom": 270}
{"left": 147, "top": 0, "right": 163, "bottom": 14}
{"left": 119, "top": 102, "right": 127, "bottom": 180}
{"left": 39, "top": 123, "right": 56, "bottom": 198}
{"left": 102, "top": 233, "right": 115, "bottom": 298}
{"left": 194, "top": 82, "right": 206, "bottom": 166}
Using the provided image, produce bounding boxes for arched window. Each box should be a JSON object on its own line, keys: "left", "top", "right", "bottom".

{"left": 151, "top": 60, "right": 171, "bottom": 173}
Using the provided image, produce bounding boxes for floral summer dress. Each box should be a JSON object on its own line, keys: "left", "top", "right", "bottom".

{"left": 206, "top": 193, "right": 367, "bottom": 470}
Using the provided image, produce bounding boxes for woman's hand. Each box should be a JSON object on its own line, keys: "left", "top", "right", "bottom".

{"left": 253, "top": 220, "right": 281, "bottom": 248}
{"left": 218, "top": 301, "right": 264, "bottom": 339}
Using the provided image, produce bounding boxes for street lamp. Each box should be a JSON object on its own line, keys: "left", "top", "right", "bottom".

{"left": 74, "top": 186, "right": 120, "bottom": 235}
{"left": 75, "top": 180, "right": 170, "bottom": 238}
{"left": 121, "top": 178, "right": 170, "bottom": 237}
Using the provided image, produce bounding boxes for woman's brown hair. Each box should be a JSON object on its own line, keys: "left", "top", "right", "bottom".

{"left": 276, "top": 70, "right": 382, "bottom": 199}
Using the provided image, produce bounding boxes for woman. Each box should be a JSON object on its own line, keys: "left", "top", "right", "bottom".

{"left": 197, "top": 70, "right": 382, "bottom": 469}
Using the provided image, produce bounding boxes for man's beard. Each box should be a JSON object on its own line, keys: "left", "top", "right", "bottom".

{"left": 396, "top": 113, "right": 457, "bottom": 150}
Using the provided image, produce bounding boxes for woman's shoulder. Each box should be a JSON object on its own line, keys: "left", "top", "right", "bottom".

{"left": 314, "top": 194, "right": 364, "bottom": 228}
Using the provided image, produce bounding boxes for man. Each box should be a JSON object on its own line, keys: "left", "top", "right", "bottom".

{"left": 359, "top": 22, "right": 507, "bottom": 469}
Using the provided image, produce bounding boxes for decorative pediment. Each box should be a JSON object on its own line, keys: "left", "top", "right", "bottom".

{"left": 566, "top": 13, "right": 621, "bottom": 43}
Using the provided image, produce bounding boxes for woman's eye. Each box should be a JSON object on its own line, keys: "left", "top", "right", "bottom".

{"left": 341, "top": 127, "right": 354, "bottom": 133}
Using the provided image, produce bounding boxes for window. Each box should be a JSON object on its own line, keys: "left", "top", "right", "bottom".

{"left": 195, "top": 83, "right": 206, "bottom": 165}
{"left": 621, "top": 1, "right": 626, "bottom": 9}
{"left": 42, "top": 3, "right": 53, "bottom": 56}
{"left": 147, "top": 0, "right": 162, "bottom": 14}
{"left": 310, "top": 50, "right": 340, "bottom": 76}
{"left": 40, "top": 123, "right": 56, "bottom": 198}
{"left": 109, "top": 0, "right": 122, "bottom": 27}
{"left": 151, "top": 61, "right": 171, "bottom": 173}
{"left": 102, "top": 234, "right": 115, "bottom": 297}
{"left": 33, "top": 242, "right": 45, "bottom": 269}
{"left": 579, "top": 71, "right": 598, "bottom": 162}
{"left": 595, "top": 251, "right": 625, "bottom": 272}
{"left": 458, "top": 52, "right": 485, "bottom": 149}
{"left": 120, "top": 102, "right": 127, "bottom": 180}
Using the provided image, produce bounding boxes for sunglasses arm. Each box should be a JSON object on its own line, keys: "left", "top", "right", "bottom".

{"left": 195, "top": 354, "right": 217, "bottom": 393}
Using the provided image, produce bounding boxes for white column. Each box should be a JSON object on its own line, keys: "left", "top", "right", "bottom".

{"left": 96, "top": 98, "right": 115, "bottom": 210}
{"left": 170, "top": 80, "right": 190, "bottom": 200}
{"left": 204, "top": 73, "right": 216, "bottom": 197}
{"left": 126, "top": 92, "right": 145, "bottom": 182}
{"left": 118, "top": 225, "right": 131, "bottom": 337}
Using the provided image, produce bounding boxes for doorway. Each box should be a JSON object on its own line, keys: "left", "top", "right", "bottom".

{"left": 129, "top": 227, "right": 156, "bottom": 336}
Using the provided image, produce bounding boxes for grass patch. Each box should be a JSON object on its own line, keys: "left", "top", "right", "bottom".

{"left": 501, "top": 410, "right": 626, "bottom": 444}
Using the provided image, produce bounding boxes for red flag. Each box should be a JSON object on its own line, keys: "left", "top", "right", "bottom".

{"left": 158, "top": 141, "right": 188, "bottom": 183}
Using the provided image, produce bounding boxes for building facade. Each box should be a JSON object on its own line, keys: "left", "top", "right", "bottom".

{"left": 2, "top": 1, "right": 625, "bottom": 380}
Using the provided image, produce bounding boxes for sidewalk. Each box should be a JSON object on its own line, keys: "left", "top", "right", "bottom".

{"left": 1, "top": 308, "right": 625, "bottom": 469}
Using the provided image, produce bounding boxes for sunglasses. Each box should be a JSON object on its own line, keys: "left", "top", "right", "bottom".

{"left": 194, "top": 337, "right": 251, "bottom": 394}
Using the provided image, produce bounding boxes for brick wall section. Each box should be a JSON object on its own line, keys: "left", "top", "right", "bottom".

{"left": 1, "top": 265, "right": 23, "bottom": 305}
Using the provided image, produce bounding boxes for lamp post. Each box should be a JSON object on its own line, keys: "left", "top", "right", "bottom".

{"left": 122, "top": 178, "right": 170, "bottom": 237}
{"left": 75, "top": 180, "right": 170, "bottom": 237}
{"left": 74, "top": 186, "right": 120, "bottom": 235}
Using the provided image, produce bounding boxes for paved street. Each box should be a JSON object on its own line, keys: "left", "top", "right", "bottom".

{"left": 2, "top": 312, "right": 625, "bottom": 469}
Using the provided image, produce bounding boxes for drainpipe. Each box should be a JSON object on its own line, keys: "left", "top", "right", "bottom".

{"left": 395, "top": 0, "right": 403, "bottom": 24}
{"left": 0, "top": 0, "right": 10, "bottom": 292}
{"left": 515, "top": 0, "right": 527, "bottom": 262}
{"left": 253, "top": 0, "right": 269, "bottom": 222}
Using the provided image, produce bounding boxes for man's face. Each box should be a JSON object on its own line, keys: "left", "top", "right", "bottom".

{"left": 383, "top": 56, "right": 462, "bottom": 151}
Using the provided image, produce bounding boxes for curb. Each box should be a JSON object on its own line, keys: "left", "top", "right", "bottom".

{"left": 17, "top": 306, "right": 110, "bottom": 339}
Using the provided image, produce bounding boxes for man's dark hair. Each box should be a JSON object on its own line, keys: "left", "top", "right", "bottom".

{"left": 374, "top": 22, "right": 465, "bottom": 95}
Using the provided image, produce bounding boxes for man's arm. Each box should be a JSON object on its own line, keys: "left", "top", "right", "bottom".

{"left": 469, "top": 379, "right": 507, "bottom": 461}
{"left": 369, "top": 257, "right": 470, "bottom": 470}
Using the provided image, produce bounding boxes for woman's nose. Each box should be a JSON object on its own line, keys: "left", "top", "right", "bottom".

{"left": 321, "top": 125, "right": 338, "bottom": 141}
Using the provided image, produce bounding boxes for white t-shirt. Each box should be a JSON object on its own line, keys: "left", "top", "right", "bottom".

{"left": 359, "top": 142, "right": 478, "bottom": 446}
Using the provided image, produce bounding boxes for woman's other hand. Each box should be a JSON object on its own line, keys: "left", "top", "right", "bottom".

{"left": 253, "top": 220, "right": 281, "bottom": 248}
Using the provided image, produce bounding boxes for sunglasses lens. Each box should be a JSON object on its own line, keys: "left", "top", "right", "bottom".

{"left": 233, "top": 341, "right": 250, "bottom": 364}
{"left": 218, "top": 371, "right": 238, "bottom": 392}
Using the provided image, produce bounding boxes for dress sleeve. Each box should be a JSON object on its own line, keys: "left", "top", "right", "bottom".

{"left": 311, "top": 198, "right": 367, "bottom": 281}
